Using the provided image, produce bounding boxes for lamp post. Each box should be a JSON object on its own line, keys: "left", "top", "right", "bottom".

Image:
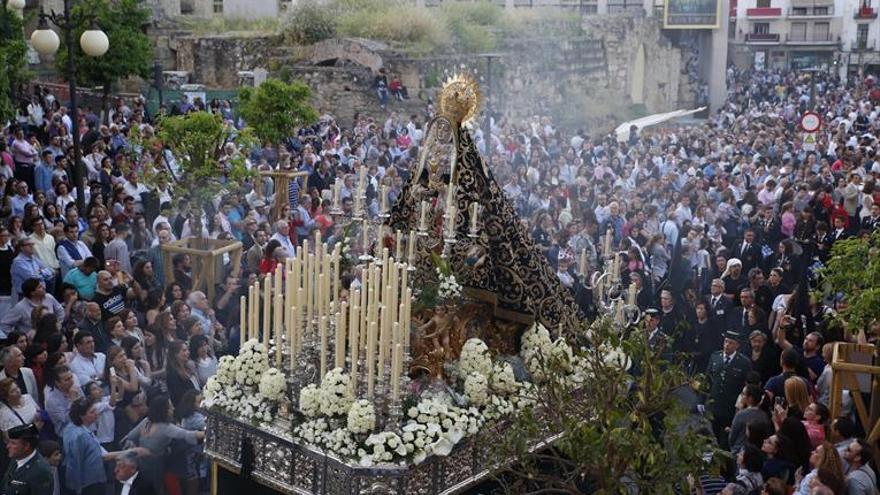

{"left": 30, "top": 3, "right": 109, "bottom": 213}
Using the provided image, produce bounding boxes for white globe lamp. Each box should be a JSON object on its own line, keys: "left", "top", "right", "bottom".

{"left": 7, "top": 0, "right": 26, "bottom": 11}
{"left": 80, "top": 28, "right": 109, "bottom": 57}
{"left": 30, "top": 26, "right": 60, "bottom": 56}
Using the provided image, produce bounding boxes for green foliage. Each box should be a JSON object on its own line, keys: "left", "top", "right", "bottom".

{"left": 442, "top": 1, "right": 501, "bottom": 52}
{"left": 284, "top": 0, "right": 339, "bottom": 45}
{"left": 281, "top": 0, "right": 576, "bottom": 55}
{"left": 177, "top": 16, "right": 280, "bottom": 35}
{"left": 336, "top": 4, "right": 449, "bottom": 55}
{"left": 152, "top": 112, "right": 256, "bottom": 207}
{"left": 0, "top": 6, "right": 31, "bottom": 123}
{"left": 487, "top": 317, "right": 720, "bottom": 494}
{"left": 55, "top": 0, "right": 152, "bottom": 113}
{"left": 238, "top": 78, "right": 318, "bottom": 145}
{"left": 818, "top": 230, "right": 880, "bottom": 332}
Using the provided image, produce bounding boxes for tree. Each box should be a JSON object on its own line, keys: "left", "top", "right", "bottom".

{"left": 238, "top": 78, "right": 318, "bottom": 145}
{"left": 818, "top": 229, "right": 880, "bottom": 333}
{"left": 0, "top": 2, "right": 31, "bottom": 123}
{"left": 147, "top": 112, "right": 255, "bottom": 237}
{"left": 56, "top": 0, "right": 151, "bottom": 123}
{"left": 485, "top": 317, "right": 720, "bottom": 494}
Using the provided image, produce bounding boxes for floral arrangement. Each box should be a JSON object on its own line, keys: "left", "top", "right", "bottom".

{"left": 318, "top": 368, "right": 354, "bottom": 417}
{"left": 346, "top": 400, "right": 376, "bottom": 435}
{"left": 490, "top": 362, "right": 518, "bottom": 394}
{"left": 299, "top": 384, "right": 322, "bottom": 418}
{"left": 286, "top": 327, "right": 599, "bottom": 468}
{"left": 437, "top": 269, "right": 462, "bottom": 301}
{"left": 360, "top": 432, "right": 407, "bottom": 466}
{"left": 463, "top": 372, "right": 490, "bottom": 406}
{"left": 416, "top": 253, "right": 463, "bottom": 309}
{"left": 258, "top": 368, "right": 287, "bottom": 402}
{"left": 233, "top": 339, "right": 269, "bottom": 387}
{"left": 459, "top": 338, "right": 492, "bottom": 377}
{"left": 202, "top": 339, "right": 284, "bottom": 426}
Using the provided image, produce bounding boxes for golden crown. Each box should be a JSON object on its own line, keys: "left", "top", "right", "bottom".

{"left": 437, "top": 73, "right": 481, "bottom": 126}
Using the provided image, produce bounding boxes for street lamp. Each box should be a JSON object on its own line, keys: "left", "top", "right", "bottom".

{"left": 6, "top": 0, "right": 25, "bottom": 12}
{"left": 30, "top": 6, "right": 109, "bottom": 212}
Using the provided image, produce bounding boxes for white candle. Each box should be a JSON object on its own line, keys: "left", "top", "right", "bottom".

{"left": 380, "top": 184, "right": 388, "bottom": 215}
{"left": 320, "top": 316, "right": 328, "bottom": 381}
{"left": 419, "top": 201, "right": 428, "bottom": 231}
{"left": 395, "top": 230, "right": 402, "bottom": 260}
{"left": 446, "top": 205, "right": 457, "bottom": 238}
{"left": 357, "top": 166, "right": 366, "bottom": 197}
{"left": 407, "top": 231, "right": 416, "bottom": 266}
{"left": 274, "top": 294, "right": 283, "bottom": 367}
{"left": 262, "top": 277, "right": 271, "bottom": 347}
{"left": 306, "top": 254, "right": 314, "bottom": 329}
{"left": 580, "top": 248, "right": 587, "bottom": 278}
{"left": 333, "top": 178, "right": 342, "bottom": 209}
{"left": 349, "top": 301, "right": 360, "bottom": 377}
{"left": 604, "top": 228, "right": 612, "bottom": 258}
{"left": 362, "top": 219, "right": 370, "bottom": 255}
{"left": 335, "top": 307, "right": 345, "bottom": 369}
{"left": 392, "top": 329, "right": 401, "bottom": 400}
{"left": 470, "top": 202, "right": 479, "bottom": 232}
{"left": 239, "top": 295, "right": 246, "bottom": 344}
{"left": 367, "top": 321, "right": 377, "bottom": 399}
{"left": 445, "top": 183, "right": 455, "bottom": 212}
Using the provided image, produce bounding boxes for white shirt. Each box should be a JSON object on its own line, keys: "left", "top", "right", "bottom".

{"left": 0, "top": 395, "right": 39, "bottom": 433}
{"left": 15, "top": 449, "right": 36, "bottom": 469}
{"left": 120, "top": 471, "right": 139, "bottom": 495}
{"left": 68, "top": 352, "right": 107, "bottom": 387}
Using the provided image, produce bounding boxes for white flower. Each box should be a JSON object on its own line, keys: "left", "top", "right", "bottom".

{"left": 258, "top": 368, "right": 287, "bottom": 402}
{"left": 463, "top": 372, "right": 489, "bottom": 406}
{"left": 318, "top": 368, "right": 354, "bottom": 417}
{"left": 490, "top": 362, "right": 518, "bottom": 395}
{"left": 299, "top": 384, "right": 321, "bottom": 417}
{"left": 459, "top": 338, "right": 492, "bottom": 377}
{"left": 235, "top": 339, "right": 269, "bottom": 386}
{"left": 346, "top": 400, "right": 376, "bottom": 435}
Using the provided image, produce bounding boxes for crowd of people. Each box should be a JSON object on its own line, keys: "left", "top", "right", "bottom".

{"left": 0, "top": 65, "right": 877, "bottom": 495}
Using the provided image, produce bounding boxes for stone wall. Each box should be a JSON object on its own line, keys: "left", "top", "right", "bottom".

{"left": 164, "top": 14, "right": 693, "bottom": 132}
{"left": 173, "top": 34, "right": 271, "bottom": 88}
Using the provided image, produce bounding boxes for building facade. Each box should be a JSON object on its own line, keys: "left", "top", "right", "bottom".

{"left": 729, "top": 0, "right": 880, "bottom": 76}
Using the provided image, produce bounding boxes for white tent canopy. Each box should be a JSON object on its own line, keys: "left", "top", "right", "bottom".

{"left": 615, "top": 107, "right": 707, "bottom": 142}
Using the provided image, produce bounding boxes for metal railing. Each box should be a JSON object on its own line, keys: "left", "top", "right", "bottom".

{"left": 787, "top": 6, "right": 834, "bottom": 15}
{"left": 745, "top": 32, "right": 781, "bottom": 42}
{"left": 786, "top": 32, "right": 836, "bottom": 43}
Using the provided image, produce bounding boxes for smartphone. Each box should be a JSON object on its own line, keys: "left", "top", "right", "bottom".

{"left": 110, "top": 368, "right": 117, "bottom": 378}
{"left": 774, "top": 396, "right": 786, "bottom": 408}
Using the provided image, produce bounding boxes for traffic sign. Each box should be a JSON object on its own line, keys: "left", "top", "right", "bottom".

{"left": 803, "top": 132, "right": 817, "bottom": 151}
{"left": 800, "top": 111, "right": 822, "bottom": 132}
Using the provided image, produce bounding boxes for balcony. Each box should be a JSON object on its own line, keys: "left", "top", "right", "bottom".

{"left": 746, "top": 6, "right": 782, "bottom": 16}
{"left": 787, "top": 6, "right": 834, "bottom": 17}
{"left": 786, "top": 33, "right": 839, "bottom": 45}
{"left": 745, "top": 32, "right": 781, "bottom": 43}
{"left": 852, "top": 39, "right": 877, "bottom": 50}
{"left": 855, "top": 6, "right": 878, "bottom": 18}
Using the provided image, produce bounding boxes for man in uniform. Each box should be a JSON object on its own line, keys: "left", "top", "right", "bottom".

{"left": 704, "top": 330, "right": 751, "bottom": 450}
{"left": 1, "top": 423, "right": 53, "bottom": 495}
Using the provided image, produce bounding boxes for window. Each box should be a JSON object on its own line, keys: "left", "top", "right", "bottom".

{"left": 813, "top": 6, "right": 829, "bottom": 14}
{"left": 814, "top": 21, "right": 830, "bottom": 40}
{"left": 753, "top": 22, "right": 770, "bottom": 33}
{"left": 756, "top": 0, "right": 771, "bottom": 7}
{"left": 858, "top": 23, "right": 869, "bottom": 48}
{"left": 791, "top": 22, "right": 807, "bottom": 40}
{"left": 791, "top": 7, "right": 806, "bottom": 14}
{"left": 213, "top": 0, "right": 223, "bottom": 13}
